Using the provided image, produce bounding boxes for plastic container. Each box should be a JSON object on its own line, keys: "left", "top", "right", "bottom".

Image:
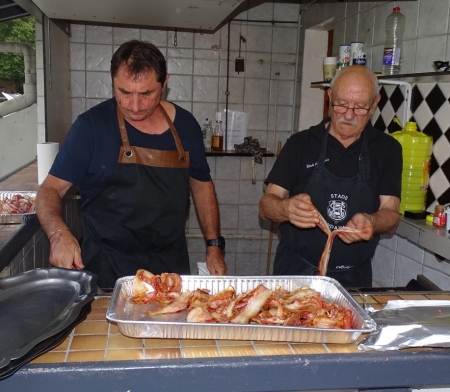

{"left": 391, "top": 122, "right": 433, "bottom": 214}
{"left": 433, "top": 205, "right": 446, "bottom": 227}
{"left": 201, "top": 118, "right": 212, "bottom": 151}
{"left": 382, "top": 6, "right": 405, "bottom": 75}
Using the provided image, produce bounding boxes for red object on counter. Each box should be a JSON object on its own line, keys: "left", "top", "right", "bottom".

{"left": 433, "top": 204, "right": 446, "bottom": 227}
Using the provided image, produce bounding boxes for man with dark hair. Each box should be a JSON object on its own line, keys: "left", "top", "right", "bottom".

{"left": 259, "top": 65, "right": 402, "bottom": 288}
{"left": 36, "top": 40, "right": 226, "bottom": 289}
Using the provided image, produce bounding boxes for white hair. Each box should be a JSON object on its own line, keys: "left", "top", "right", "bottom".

{"left": 330, "top": 66, "right": 379, "bottom": 99}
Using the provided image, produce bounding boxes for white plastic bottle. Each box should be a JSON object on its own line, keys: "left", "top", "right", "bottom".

{"left": 201, "top": 118, "right": 211, "bottom": 150}
{"left": 382, "top": 6, "right": 405, "bottom": 75}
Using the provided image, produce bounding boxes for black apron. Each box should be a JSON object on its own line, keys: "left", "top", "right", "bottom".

{"left": 82, "top": 105, "right": 191, "bottom": 289}
{"left": 274, "top": 124, "right": 379, "bottom": 287}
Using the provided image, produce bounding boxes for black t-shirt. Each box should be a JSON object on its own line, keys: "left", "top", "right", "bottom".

{"left": 50, "top": 98, "right": 211, "bottom": 206}
{"left": 265, "top": 118, "right": 402, "bottom": 210}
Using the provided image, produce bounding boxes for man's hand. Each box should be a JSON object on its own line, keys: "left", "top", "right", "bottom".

{"left": 49, "top": 230, "right": 84, "bottom": 270}
{"left": 260, "top": 184, "right": 321, "bottom": 229}
{"left": 206, "top": 246, "right": 227, "bottom": 275}
{"left": 338, "top": 213, "right": 373, "bottom": 243}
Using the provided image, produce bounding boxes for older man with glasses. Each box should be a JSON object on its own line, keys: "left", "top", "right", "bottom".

{"left": 259, "top": 65, "right": 402, "bottom": 288}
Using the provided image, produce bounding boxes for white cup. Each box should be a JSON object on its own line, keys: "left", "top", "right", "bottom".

{"left": 349, "top": 42, "right": 363, "bottom": 64}
{"left": 323, "top": 57, "right": 337, "bottom": 81}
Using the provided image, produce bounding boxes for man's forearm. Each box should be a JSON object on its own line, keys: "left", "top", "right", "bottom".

{"left": 35, "top": 186, "right": 69, "bottom": 237}
{"left": 190, "top": 179, "right": 220, "bottom": 238}
{"left": 259, "top": 193, "right": 289, "bottom": 222}
{"left": 371, "top": 208, "right": 400, "bottom": 235}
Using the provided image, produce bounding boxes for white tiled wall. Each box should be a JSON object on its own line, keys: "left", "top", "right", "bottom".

{"left": 66, "top": 0, "right": 450, "bottom": 281}
{"left": 68, "top": 3, "right": 298, "bottom": 275}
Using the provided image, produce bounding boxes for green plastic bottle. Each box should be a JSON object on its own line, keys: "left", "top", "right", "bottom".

{"left": 391, "top": 121, "right": 433, "bottom": 214}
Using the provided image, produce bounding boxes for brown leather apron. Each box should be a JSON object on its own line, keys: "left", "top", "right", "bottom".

{"left": 81, "top": 104, "right": 191, "bottom": 289}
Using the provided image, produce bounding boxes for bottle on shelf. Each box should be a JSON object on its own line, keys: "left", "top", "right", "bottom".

{"left": 201, "top": 118, "right": 212, "bottom": 151}
{"left": 382, "top": 6, "right": 405, "bottom": 75}
{"left": 211, "top": 120, "right": 224, "bottom": 152}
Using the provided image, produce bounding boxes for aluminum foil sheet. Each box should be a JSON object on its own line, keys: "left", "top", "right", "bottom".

{"left": 106, "top": 275, "right": 377, "bottom": 343}
{"left": 358, "top": 300, "right": 450, "bottom": 351}
{"left": 0, "top": 191, "right": 36, "bottom": 224}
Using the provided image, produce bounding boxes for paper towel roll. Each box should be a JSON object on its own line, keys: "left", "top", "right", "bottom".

{"left": 37, "top": 142, "right": 59, "bottom": 185}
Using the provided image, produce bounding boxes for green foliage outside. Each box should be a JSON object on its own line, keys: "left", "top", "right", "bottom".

{"left": 0, "top": 17, "right": 35, "bottom": 91}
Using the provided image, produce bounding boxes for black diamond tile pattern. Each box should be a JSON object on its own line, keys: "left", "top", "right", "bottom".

{"left": 422, "top": 118, "right": 443, "bottom": 146}
{"left": 390, "top": 86, "right": 405, "bottom": 113}
{"left": 426, "top": 85, "right": 447, "bottom": 114}
{"left": 375, "top": 83, "right": 450, "bottom": 211}
{"left": 373, "top": 116, "right": 386, "bottom": 133}
{"left": 377, "top": 88, "right": 388, "bottom": 112}
{"left": 411, "top": 85, "right": 423, "bottom": 113}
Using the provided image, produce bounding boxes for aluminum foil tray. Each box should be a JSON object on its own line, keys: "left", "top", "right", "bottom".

{"left": 106, "top": 275, "right": 377, "bottom": 343}
{"left": 0, "top": 191, "right": 36, "bottom": 224}
{"left": 0, "top": 268, "right": 98, "bottom": 369}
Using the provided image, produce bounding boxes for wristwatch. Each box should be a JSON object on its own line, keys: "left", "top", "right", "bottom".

{"left": 206, "top": 236, "right": 225, "bottom": 250}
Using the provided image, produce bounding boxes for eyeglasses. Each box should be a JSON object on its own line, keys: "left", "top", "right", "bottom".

{"left": 331, "top": 104, "right": 372, "bottom": 116}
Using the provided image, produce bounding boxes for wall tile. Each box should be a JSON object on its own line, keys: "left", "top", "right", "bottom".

{"left": 274, "top": 3, "right": 299, "bottom": 22}
{"left": 70, "top": 43, "right": 86, "bottom": 71}
{"left": 418, "top": 0, "right": 449, "bottom": 38}
{"left": 235, "top": 252, "right": 261, "bottom": 275}
{"left": 244, "top": 79, "right": 270, "bottom": 105}
{"left": 113, "top": 27, "right": 140, "bottom": 45}
{"left": 244, "top": 52, "right": 272, "bottom": 79}
{"left": 238, "top": 204, "right": 261, "bottom": 230}
{"left": 167, "top": 58, "right": 193, "bottom": 75}
{"left": 373, "top": 3, "right": 393, "bottom": 47}
{"left": 248, "top": 2, "right": 274, "bottom": 21}
{"left": 71, "top": 98, "right": 86, "bottom": 122}
{"left": 415, "top": 35, "right": 446, "bottom": 73}
{"left": 345, "top": 14, "right": 359, "bottom": 44}
{"left": 246, "top": 25, "right": 273, "bottom": 53}
{"left": 194, "top": 30, "right": 221, "bottom": 50}
{"left": 140, "top": 29, "right": 168, "bottom": 47}
{"left": 219, "top": 77, "right": 244, "bottom": 104}
{"left": 358, "top": 8, "right": 375, "bottom": 47}
{"left": 192, "top": 102, "right": 218, "bottom": 127}
{"left": 378, "top": 234, "right": 398, "bottom": 252}
{"left": 397, "top": 1, "right": 419, "bottom": 41}
{"left": 86, "top": 44, "right": 113, "bottom": 72}
{"left": 272, "top": 27, "right": 298, "bottom": 55}
{"left": 86, "top": 72, "right": 112, "bottom": 99}
{"left": 86, "top": 26, "right": 113, "bottom": 44}
{"left": 193, "top": 76, "right": 218, "bottom": 102}
{"left": 193, "top": 59, "right": 220, "bottom": 76}
{"left": 70, "top": 71, "right": 85, "bottom": 98}
{"left": 239, "top": 180, "right": 264, "bottom": 205}
{"left": 219, "top": 204, "right": 239, "bottom": 230}
{"left": 214, "top": 180, "right": 240, "bottom": 204}
{"left": 166, "top": 75, "right": 192, "bottom": 102}
{"left": 70, "top": 24, "right": 86, "bottom": 42}
{"left": 396, "top": 237, "right": 425, "bottom": 263}
{"left": 244, "top": 104, "right": 269, "bottom": 131}
{"left": 216, "top": 156, "right": 241, "bottom": 180}
{"left": 372, "top": 245, "right": 396, "bottom": 287}
{"left": 168, "top": 31, "right": 194, "bottom": 48}
{"left": 393, "top": 253, "right": 423, "bottom": 286}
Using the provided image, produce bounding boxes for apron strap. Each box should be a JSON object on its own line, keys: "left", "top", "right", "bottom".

{"left": 116, "top": 104, "right": 187, "bottom": 163}
{"left": 159, "top": 105, "right": 187, "bottom": 163}
{"left": 116, "top": 106, "right": 133, "bottom": 158}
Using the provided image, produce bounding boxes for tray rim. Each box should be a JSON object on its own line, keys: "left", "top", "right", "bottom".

{"left": 106, "top": 275, "right": 377, "bottom": 342}
{"left": 0, "top": 268, "right": 98, "bottom": 369}
{"left": 0, "top": 191, "right": 37, "bottom": 223}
